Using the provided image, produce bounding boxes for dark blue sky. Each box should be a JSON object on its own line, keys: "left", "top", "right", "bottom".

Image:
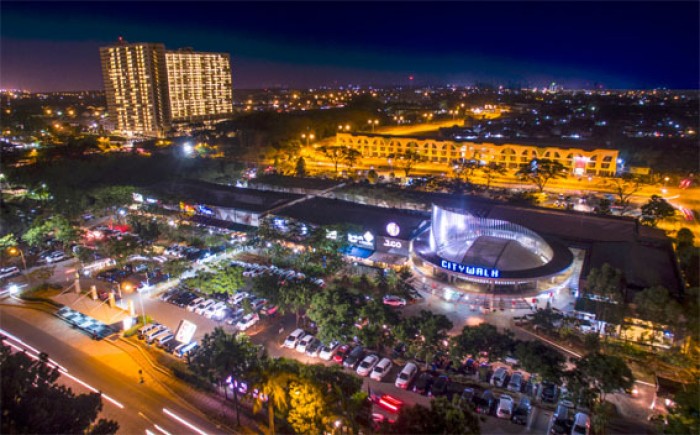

{"left": 2, "top": 1, "right": 698, "bottom": 91}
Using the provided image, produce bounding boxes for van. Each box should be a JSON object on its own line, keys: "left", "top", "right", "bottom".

{"left": 137, "top": 322, "right": 159, "bottom": 339}
{"left": 144, "top": 326, "right": 169, "bottom": 343}
{"left": 175, "top": 341, "right": 199, "bottom": 358}
{"left": 156, "top": 333, "right": 175, "bottom": 348}
{"left": 81, "top": 258, "right": 117, "bottom": 276}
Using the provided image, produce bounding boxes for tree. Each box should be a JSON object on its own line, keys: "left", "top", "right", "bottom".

{"left": 161, "top": 259, "right": 190, "bottom": 280}
{"left": 585, "top": 263, "right": 624, "bottom": 303}
{"left": 390, "top": 150, "right": 424, "bottom": 178}
{"left": 367, "top": 169, "right": 378, "bottom": 184}
{"left": 516, "top": 159, "right": 567, "bottom": 192}
{"left": 480, "top": 162, "right": 507, "bottom": 190}
{"left": 0, "top": 341, "right": 119, "bottom": 434}
{"left": 0, "top": 233, "right": 17, "bottom": 251}
{"left": 388, "top": 396, "right": 480, "bottom": 435}
{"left": 676, "top": 228, "right": 695, "bottom": 249}
{"left": 665, "top": 379, "right": 700, "bottom": 435}
{"left": 451, "top": 159, "right": 480, "bottom": 183}
{"left": 594, "top": 197, "right": 613, "bottom": 215}
{"left": 573, "top": 352, "right": 634, "bottom": 401}
{"left": 295, "top": 156, "right": 306, "bottom": 177}
{"left": 307, "top": 286, "right": 357, "bottom": 343}
{"left": 604, "top": 178, "right": 641, "bottom": 215}
{"left": 450, "top": 323, "right": 514, "bottom": 363}
{"left": 640, "top": 195, "right": 676, "bottom": 227}
{"left": 317, "top": 146, "right": 361, "bottom": 176}
{"left": 634, "top": 286, "right": 683, "bottom": 346}
{"left": 21, "top": 214, "right": 77, "bottom": 248}
{"left": 514, "top": 340, "right": 565, "bottom": 382}
{"left": 191, "top": 328, "right": 260, "bottom": 426}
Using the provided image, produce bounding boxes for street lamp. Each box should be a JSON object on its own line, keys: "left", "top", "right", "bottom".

{"left": 7, "top": 246, "right": 27, "bottom": 272}
{"left": 301, "top": 133, "right": 315, "bottom": 146}
{"left": 367, "top": 119, "right": 378, "bottom": 133}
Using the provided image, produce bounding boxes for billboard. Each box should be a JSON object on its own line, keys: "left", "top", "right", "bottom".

{"left": 175, "top": 319, "right": 197, "bottom": 344}
{"left": 375, "top": 236, "right": 409, "bottom": 256}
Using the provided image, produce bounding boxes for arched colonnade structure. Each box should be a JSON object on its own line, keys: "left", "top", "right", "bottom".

{"left": 336, "top": 132, "right": 619, "bottom": 176}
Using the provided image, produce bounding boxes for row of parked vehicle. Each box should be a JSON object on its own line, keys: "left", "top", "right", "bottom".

{"left": 159, "top": 285, "right": 275, "bottom": 332}
{"left": 136, "top": 322, "right": 199, "bottom": 358}
{"left": 231, "top": 260, "right": 325, "bottom": 287}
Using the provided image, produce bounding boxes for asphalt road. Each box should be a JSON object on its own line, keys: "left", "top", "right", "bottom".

{"left": 0, "top": 302, "right": 227, "bottom": 435}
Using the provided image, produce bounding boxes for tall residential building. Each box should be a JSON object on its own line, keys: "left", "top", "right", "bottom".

{"left": 99, "top": 41, "right": 170, "bottom": 137}
{"left": 165, "top": 48, "right": 233, "bottom": 123}
{"left": 100, "top": 40, "right": 233, "bottom": 137}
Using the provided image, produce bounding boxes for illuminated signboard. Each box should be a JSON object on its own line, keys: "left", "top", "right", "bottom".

{"left": 175, "top": 319, "right": 197, "bottom": 344}
{"left": 132, "top": 193, "right": 144, "bottom": 203}
{"left": 376, "top": 236, "right": 409, "bottom": 256}
{"left": 386, "top": 222, "right": 401, "bottom": 237}
{"left": 197, "top": 205, "right": 214, "bottom": 216}
{"left": 439, "top": 259, "right": 500, "bottom": 278}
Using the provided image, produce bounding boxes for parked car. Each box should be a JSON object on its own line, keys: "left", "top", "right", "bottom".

{"left": 430, "top": 375, "right": 450, "bottom": 397}
{"left": 318, "top": 340, "right": 340, "bottom": 361}
{"left": 542, "top": 381, "right": 559, "bottom": 403}
{"left": 194, "top": 299, "right": 215, "bottom": 315}
{"left": 382, "top": 295, "right": 407, "bottom": 307}
{"left": 370, "top": 358, "right": 393, "bottom": 381}
{"left": 507, "top": 372, "right": 524, "bottom": 392}
{"left": 571, "top": 412, "right": 591, "bottom": 435}
{"left": 225, "top": 308, "right": 245, "bottom": 325}
{"left": 395, "top": 362, "right": 418, "bottom": 389}
{"left": 473, "top": 390, "right": 497, "bottom": 415}
{"left": 512, "top": 397, "right": 532, "bottom": 425}
{"left": 46, "top": 251, "right": 67, "bottom": 263}
{"left": 137, "top": 322, "right": 160, "bottom": 339}
{"left": 459, "top": 388, "right": 476, "bottom": 408}
{"left": 332, "top": 345, "right": 351, "bottom": 364}
{"left": 296, "top": 334, "right": 316, "bottom": 353}
{"left": 186, "top": 297, "right": 205, "bottom": 312}
{"left": 236, "top": 313, "right": 260, "bottom": 331}
{"left": 283, "top": 328, "right": 306, "bottom": 349}
{"left": 0, "top": 266, "right": 21, "bottom": 280}
{"left": 412, "top": 371, "right": 435, "bottom": 395}
{"left": 496, "top": 394, "right": 514, "bottom": 419}
{"left": 550, "top": 402, "right": 575, "bottom": 434}
{"left": 491, "top": 366, "right": 509, "bottom": 388}
{"left": 230, "top": 292, "right": 250, "bottom": 306}
{"left": 343, "top": 346, "right": 364, "bottom": 369}
{"left": 305, "top": 338, "right": 322, "bottom": 357}
{"left": 356, "top": 354, "right": 380, "bottom": 377}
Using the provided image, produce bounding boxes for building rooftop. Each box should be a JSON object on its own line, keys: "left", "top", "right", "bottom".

{"left": 276, "top": 197, "right": 429, "bottom": 239}
{"left": 148, "top": 179, "right": 303, "bottom": 213}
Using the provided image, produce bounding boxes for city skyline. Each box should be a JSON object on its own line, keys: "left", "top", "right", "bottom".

{"left": 2, "top": 1, "right": 699, "bottom": 92}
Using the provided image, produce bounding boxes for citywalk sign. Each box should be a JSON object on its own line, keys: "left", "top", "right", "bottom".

{"left": 439, "top": 259, "right": 500, "bottom": 278}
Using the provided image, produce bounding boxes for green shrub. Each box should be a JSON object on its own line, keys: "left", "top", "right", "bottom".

{"left": 123, "top": 315, "right": 154, "bottom": 337}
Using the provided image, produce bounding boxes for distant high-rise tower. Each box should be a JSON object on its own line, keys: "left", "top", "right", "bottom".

{"left": 100, "top": 41, "right": 170, "bottom": 137}
{"left": 100, "top": 40, "right": 233, "bottom": 137}
{"left": 165, "top": 48, "right": 233, "bottom": 123}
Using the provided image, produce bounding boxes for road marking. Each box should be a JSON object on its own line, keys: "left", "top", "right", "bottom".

{"left": 154, "top": 424, "right": 173, "bottom": 435}
{"left": 163, "top": 408, "right": 208, "bottom": 435}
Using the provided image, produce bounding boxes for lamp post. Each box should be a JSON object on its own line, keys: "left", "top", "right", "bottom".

{"left": 367, "top": 119, "right": 378, "bottom": 133}
{"left": 301, "top": 133, "right": 315, "bottom": 146}
{"left": 8, "top": 246, "right": 27, "bottom": 272}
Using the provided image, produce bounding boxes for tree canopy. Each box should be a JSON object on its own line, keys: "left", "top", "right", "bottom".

{"left": 0, "top": 341, "right": 119, "bottom": 434}
{"left": 516, "top": 158, "right": 567, "bottom": 192}
{"left": 387, "top": 397, "right": 480, "bottom": 435}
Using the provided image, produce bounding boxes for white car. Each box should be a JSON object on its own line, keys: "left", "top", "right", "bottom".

{"left": 571, "top": 412, "right": 591, "bottom": 435}
{"left": 356, "top": 354, "right": 380, "bottom": 377}
{"left": 204, "top": 302, "right": 227, "bottom": 319}
{"left": 236, "top": 313, "right": 260, "bottom": 331}
{"left": 370, "top": 357, "right": 393, "bottom": 381}
{"left": 0, "top": 266, "right": 21, "bottom": 280}
{"left": 46, "top": 251, "right": 66, "bottom": 263}
{"left": 194, "top": 299, "right": 215, "bottom": 315}
{"left": 283, "top": 329, "right": 306, "bottom": 349}
{"left": 496, "top": 394, "right": 514, "bottom": 419}
{"left": 395, "top": 362, "right": 418, "bottom": 389}
{"left": 382, "top": 295, "right": 407, "bottom": 307}
{"left": 230, "top": 292, "right": 250, "bottom": 305}
{"left": 186, "top": 297, "right": 204, "bottom": 312}
{"left": 318, "top": 340, "right": 340, "bottom": 361}
{"left": 295, "top": 334, "right": 315, "bottom": 353}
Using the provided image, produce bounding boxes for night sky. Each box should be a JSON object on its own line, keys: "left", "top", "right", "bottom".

{"left": 2, "top": 1, "right": 698, "bottom": 91}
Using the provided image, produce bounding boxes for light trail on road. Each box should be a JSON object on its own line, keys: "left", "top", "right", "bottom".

{"left": 163, "top": 408, "right": 209, "bottom": 435}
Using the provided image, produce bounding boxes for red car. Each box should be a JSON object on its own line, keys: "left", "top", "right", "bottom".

{"left": 333, "top": 345, "right": 350, "bottom": 364}
{"left": 377, "top": 394, "right": 404, "bottom": 414}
